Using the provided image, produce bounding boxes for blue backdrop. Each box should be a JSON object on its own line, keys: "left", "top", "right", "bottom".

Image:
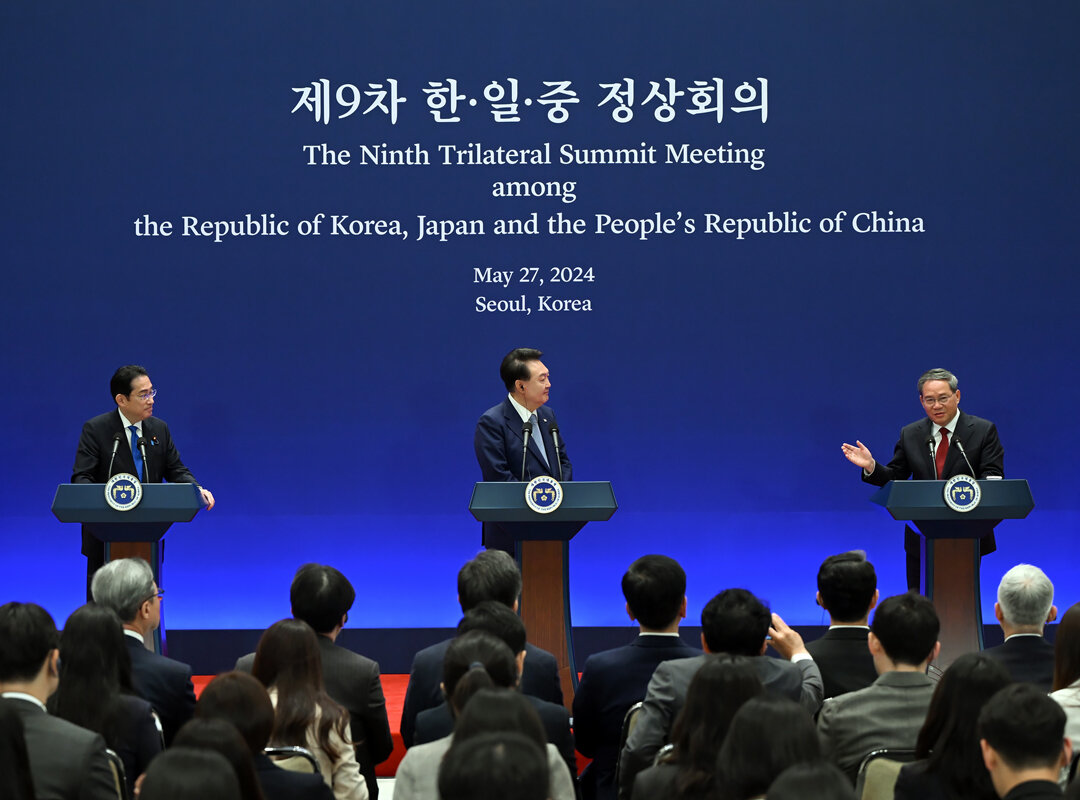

{"left": 3, "top": 1, "right": 1078, "bottom": 635}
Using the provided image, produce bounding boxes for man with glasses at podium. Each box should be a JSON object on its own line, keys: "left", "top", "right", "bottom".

{"left": 71, "top": 365, "right": 215, "bottom": 593}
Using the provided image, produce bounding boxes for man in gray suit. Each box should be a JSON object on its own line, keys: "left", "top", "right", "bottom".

{"left": 236, "top": 563, "right": 393, "bottom": 799}
{"left": 0, "top": 602, "right": 118, "bottom": 800}
{"left": 817, "top": 591, "right": 940, "bottom": 783}
{"left": 617, "top": 588, "right": 823, "bottom": 799}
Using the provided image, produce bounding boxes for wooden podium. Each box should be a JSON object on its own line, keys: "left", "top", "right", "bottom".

{"left": 870, "top": 479, "right": 1034, "bottom": 665}
{"left": 469, "top": 481, "right": 618, "bottom": 708}
{"left": 52, "top": 482, "right": 204, "bottom": 653}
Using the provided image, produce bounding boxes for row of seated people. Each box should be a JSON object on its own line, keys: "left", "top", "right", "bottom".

{"left": 3, "top": 549, "right": 1080, "bottom": 800}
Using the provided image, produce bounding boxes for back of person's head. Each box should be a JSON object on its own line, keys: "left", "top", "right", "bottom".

{"left": 289, "top": 564, "right": 355, "bottom": 635}
{"left": 251, "top": 618, "right": 323, "bottom": 693}
{"left": 978, "top": 683, "right": 1068, "bottom": 771}
{"left": 457, "top": 550, "right": 522, "bottom": 611}
{"left": 458, "top": 599, "right": 527, "bottom": 654}
{"left": 442, "top": 630, "right": 518, "bottom": 712}
{"left": 139, "top": 747, "right": 242, "bottom": 800}
{"left": 90, "top": 557, "right": 155, "bottom": 623}
{"left": 766, "top": 762, "right": 856, "bottom": 800}
{"left": 0, "top": 602, "right": 58, "bottom": 683}
{"left": 816, "top": 551, "right": 877, "bottom": 623}
{"left": 716, "top": 695, "right": 821, "bottom": 800}
{"left": 621, "top": 554, "right": 686, "bottom": 630}
{"left": 915, "top": 652, "right": 1011, "bottom": 796}
{"left": 195, "top": 671, "right": 275, "bottom": 753}
{"left": 173, "top": 719, "right": 264, "bottom": 800}
{"left": 870, "top": 591, "right": 939, "bottom": 666}
{"left": 700, "top": 588, "right": 770, "bottom": 656}
{"left": 0, "top": 699, "right": 35, "bottom": 800}
{"left": 997, "top": 563, "right": 1054, "bottom": 627}
{"left": 668, "top": 655, "right": 764, "bottom": 797}
{"left": 1053, "top": 601, "right": 1080, "bottom": 692}
{"left": 51, "top": 603, "right": 133, "bottom": 736}
{"left": 438, "top": 731, "right": 549, "bottom": 800}
{"left": 452, "top": 688, "right": 547, "bottom": 749}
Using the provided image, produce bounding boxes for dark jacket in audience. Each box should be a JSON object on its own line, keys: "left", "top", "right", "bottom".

{"left": 983, "top": 635, "right": 1056, "bottom": 691}
{"left": 805, "top": 627, "right": 877, "bottom": 700}
{"left": 254, "top": 752, "right": 335, "bottom": 800}
{"left": 125, "top": 634, "right": 196, "bottom": 746}
{"left": 894, "top": 758, "right": 996, "bottom": 800}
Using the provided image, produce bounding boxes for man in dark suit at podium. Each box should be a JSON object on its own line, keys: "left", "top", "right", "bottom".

{"left": 474, "top": 348, "right": 573, "bottom": 552}
{"left": 984, "top": 564, "right": 1058, "bottom": 690}
{"left": 72, "top": 365, "right": 215, "bottom": 592}
{"left": 841, "top": 368, "right": 1004, "bottom": 586}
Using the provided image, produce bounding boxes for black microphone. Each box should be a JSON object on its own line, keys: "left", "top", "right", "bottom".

{"left": 106, "top": 432, "right": 123, "bottom": 479}
{"left": 520, "top": 421, "right": 533, "bottom": 481}
{"left": 926, "top": 436, "right": 938, "bottom": 479}
{"left": 137, "top": 437, "right": 151, "bottom": 482}
{"left": 953, "top": 435, "right": 977, "bottom": 477}
{"left": 550, "top": 423, "right": 564, "bottom": 481}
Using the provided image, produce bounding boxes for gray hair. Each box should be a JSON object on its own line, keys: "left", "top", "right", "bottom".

{"left": 91, "top": 557, "right": 156, "bottom": 623}
{"left": 918, "top": 368, "right": 958, "bottom": 394}
{"left": 997, "top": 564, "right": 1054, "bottom": 627}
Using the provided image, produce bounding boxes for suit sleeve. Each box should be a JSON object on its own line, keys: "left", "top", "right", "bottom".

{"left": 617, "top": 663, "right": 675, "bottom": 800}
{"left": 474, "top": 413, "right": 517, "bottom": 481}
{"left": 157, "top": 425, "right": 198, "bottom": 485}
{"left": 79, "top": 734, "right": 124, "bottom": 800}
{"left": 864, "top": 432, "right": 914, "bottom": 486}
{"left": 570, "top": 659, "right": 600, "bottom": 757}
{"left": 72, "top": 420, "right": 104, "bottom": 483}
{"left": 360, "top": 662, "right": 394, "bottom": 764}
{"left": 977, "top": 422, "right": 1004, "bottom": 478}
{"left": 795, "top": 657, "right": 824, "bottom": 716}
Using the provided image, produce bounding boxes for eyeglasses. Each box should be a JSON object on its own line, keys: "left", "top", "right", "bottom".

{"left": 141, "top": 588, "right": 165, "bottom": 605}
{"left": 920, "top": 394, "right": 955, "bottom": 408}
{"left": 131, "top": 389, "right": 158, "bottom": 401}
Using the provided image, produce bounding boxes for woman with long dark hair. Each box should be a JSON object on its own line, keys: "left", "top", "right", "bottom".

{"left": 252, "top": 619, "right": 367, "bottom": 800}
{"left": 1051, "top": 602, "right": 1080, "bottom": 751}
{"left": 893, "top": 652, "right": 1012, "bottom": 800}
{"left": 714, "top": 695, "right": 822, "bottom": 800}
{"left": 631, "top": 655, "right": 763, "bottom": 800}
{"left": 49, "top": 603, "right": 161, "bottom": 794}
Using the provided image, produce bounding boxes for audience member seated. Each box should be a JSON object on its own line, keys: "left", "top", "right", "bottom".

{"left": 984, "top": 564, "right": 1058, "bottom": 690}
{"left": 0, "top": 601, "right": 116, "bottom": 800}
{"left": 894, "top": 652, "right": 1012, "bottom": 800}
{"left": 978, "top": 683, "right": 1072, "bottom": 800}
{"left": 817, "top": 590, "right": 940, "bottom": 783}
{"left": 49, "top": 603, "right": 163, "bottom": 795}
{"left": 400, "top": 550, "right": 562, "bottom": 747}
{"left": 805, "top": 551, "right": 879, "bottom": 699}
{"left": 194, "top": 671, "right": 333, "bottom": 800}
{"left": 1051, "top": 602, "right": 1080, "bottom": 752}
{"left": 174, "top": 718, "right": 266, "bottom": 800}
{"left": 91, "top": 557, "right": 196, "bottom": 745}
{"left": 235, "top": 564, "right": 392, "bottom": 799}
{"left": 631, "top": 655, "right": 763, "bottom": 800}
{"left": 618, "top": 587, "right": 823, "bottom": 798}
{"left": 714, "top": 694, "right": 823, "bottom": 800}
{"left": 394, "top": 636, "right": 575, "bottom": 800}
{"left": 0, "top": 698, "right": 36, "bottom": 800}
{"left": 412, "top": 602, "right": 577, "bottom": 781}
{"left": 438, "top": 731, "right": 551, "bottom": 800}
{"left": 765, "top": 762, "right": 856, "bottom": 800}
{"left": 574, "top": 554, "right": 699, "bottom": 800}
{"left": 252, "top": 619, "right": 368, "bottom": 800}
{"left": 139, "top": 747, "right": 242, "bottom": 800}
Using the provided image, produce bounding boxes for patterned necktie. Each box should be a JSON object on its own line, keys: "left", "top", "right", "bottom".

{"left": 129, "top": 424, "right": 144, "bottom": 481}
{"left": 530, "top": 413, "right": 549, "bottom": 468}
{"left": 935, "top": 427, "right": 949, "bottom": 479}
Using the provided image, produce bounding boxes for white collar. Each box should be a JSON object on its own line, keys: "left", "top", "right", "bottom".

{"left": 507, "top": 393, "right": 537, "bottom": 424}
{"left": 124, "top": 629, "right": 145, "bottom": 645}
{"left": 118, "top": 408, "right": 142, "bottom": 433}
{"left": 0, "top": 691, "right": 47, "bottom": 712}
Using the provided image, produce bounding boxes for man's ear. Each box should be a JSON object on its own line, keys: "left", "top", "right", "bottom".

{"left": 1048, "top": 605, "right": 1059, "bottom": 624}
{"left": 929, "top": 641, "right": 942, "bottom": 664}
{"left": 48, "top": 649, "right": 60, "bottom": 677}
{"left": 994, "top": 602, "right": 1004, "bottom": 624}
{"left": 626, "top": 602, "right": 636, "bottom": 623}
{"left": 759, "top": 640, "right": 768, "bottom": 656}
{"left": 678, "top": 596, "right": 687, "bottom": 621}
{"left": 815, "top": 591, "right": 823, "bottom": 608}
{"left": 515, "top": 650, "right": 527, "bottom": 677}
{"left": 700, "top": 632, "right": 712, "bottom": 654}
{"left": 980, "top": 739, "right": 997, "bottom": 772}
{"left": 867, "top": 632, "right": 882, "bottom": 656}
{"left": 869, "top": 589, "right": 879, "bottom": 611}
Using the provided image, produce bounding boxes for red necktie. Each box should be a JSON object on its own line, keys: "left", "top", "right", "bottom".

{"left": 936, "top": 427, "right": 949, "bottom": 478}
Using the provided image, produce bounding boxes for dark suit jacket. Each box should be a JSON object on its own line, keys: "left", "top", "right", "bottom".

{"left": 109, "top": 693, "right": 163, "bottom": 796}
{"left": 6, "top": 696, "right": 118, "bottom": 800}
{"left": 573, "top": 635, "right": 701, "bottom": 800}
{"left": 72, "top": 410, "right": 200, "bottom": 556}
{"left": 631, "top": 762, "right": 712, "bottom": 800}
{"left": 894, "top": 759, "right": 998, "bottom": 800}
{"left": 474, "top": 398, "right": 574, "bottom": 550}
{"left": 1004, "top": 781, "right": 1064, "bottom": 800}
{"left": 413, "top": 694, "right": 577, "bottom": 782}
{"left": 124, "top": 635, "right": 196, "bottom": 747}
{"left": 983, "top": 635, "right": 1056, "bottom": 691}
{"left": 618, "top": 653, "right": 823, "bottom": 799}
{"left": 254, "top": 752, "right": 335, "bottom": 800}
{"left": 237, "top": 635, "right": 393, "bottom": 799}
{"left": 400, "top": 637, "right": 562, "bottom": 747}
{"left": 864, "top": 411, "right": 1004, "bottom": 485}
{"left": 805, "top": 627, "right": 877, "bottom": 700}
